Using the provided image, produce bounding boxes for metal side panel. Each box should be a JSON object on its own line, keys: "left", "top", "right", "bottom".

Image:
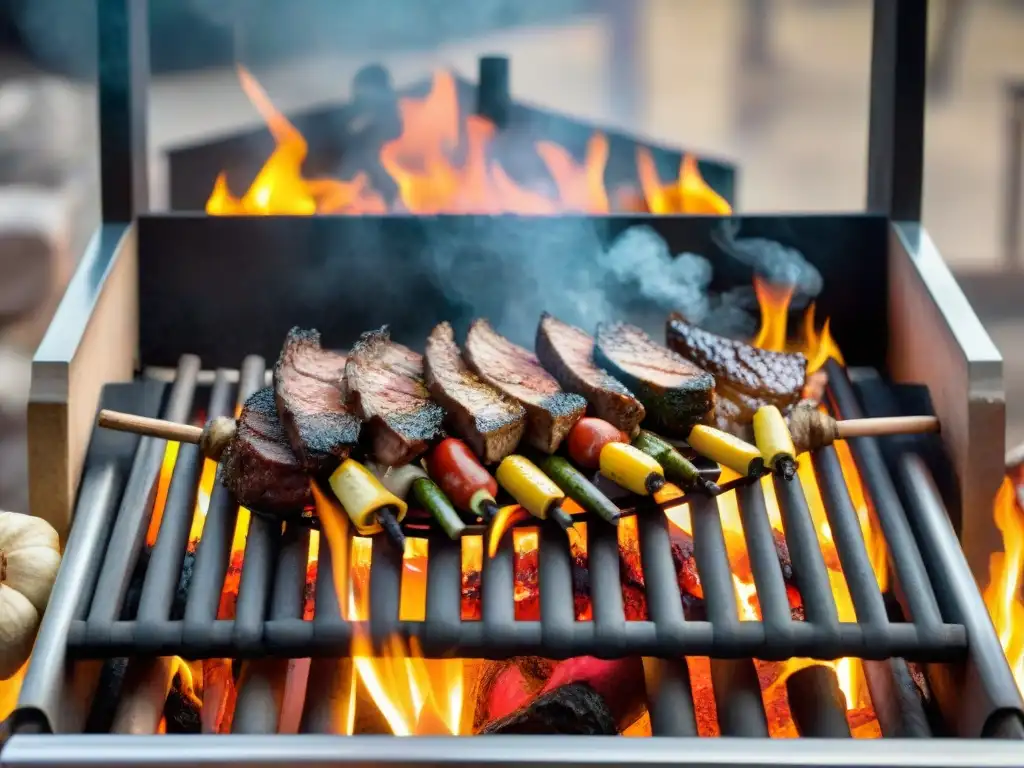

{"left": 886, "top": 221, "right": 1005, "bottom": 586}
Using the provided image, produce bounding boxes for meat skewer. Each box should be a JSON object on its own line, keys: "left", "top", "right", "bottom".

{"left": 95, "top": 397, "right": 408, "bottom": 550}
{"left": 787, "top": 407, "right": 939, "bottom": 453}
{"left": 464, "top": 319, "right": 587, "bottom": 453}
{"left": 424, "top": 321, "right": 526, "bottom": 464}
{"left": 273, "top": 327, "right": 360, "bottom": 473}
{"left": 344, "top": 326, "right": 446, "bottom": 467}
{"left": 535, "top": 313, "right": 646, "bottom": 435}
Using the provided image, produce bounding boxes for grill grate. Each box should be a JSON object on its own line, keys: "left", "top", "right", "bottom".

{"left": 59, "top": 356, "right": 968, "bottom": 665}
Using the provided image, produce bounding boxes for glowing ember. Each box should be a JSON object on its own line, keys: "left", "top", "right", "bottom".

{"left": 206, "top": 68, "right": 727, "bottom": 216}
{"left": 985, "top": 476, "right": 1024, "bottom": 693}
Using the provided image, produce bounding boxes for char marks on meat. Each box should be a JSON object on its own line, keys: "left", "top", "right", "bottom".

{"left": 665, "top": 313, "right": 807, "bottom": 429}
{"left": 344, "top": 326, "right": 445, "bottom": 466}
{"left": 221, "top": 387, "right": 313, "bottom": 513}
{"left": 464, "top": 319, "right": 586, "bottom": 454}
{"left": 535, "top": 313, "right": 646, "bottom": 435}
{"left": 274, "top": 327, "right": 360, "bottom": 473}
{"left": 424, "top": 321, "right": 526, "bottom": 464}
{"left": 593, "top": 322, "right": 714, "bottom": 438}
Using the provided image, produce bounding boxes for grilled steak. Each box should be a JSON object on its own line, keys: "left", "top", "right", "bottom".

{"left": 274, "top": 327, "right": 361, "bottom": 473}
{"left": 665, "top": 313, "right": 806, "bottom": 409}
{"left": 464, "top": 319, "right": 586, "bottom": 453}
{"left": 221, "top": 387, "right": 313, "bottom": 513}
{"left": 345, "top": 326, "right": 445, "bottom": 466}
{"left": 593, "top": 322, "right": 714, "bottom": 438}
{"left": 535, "top": 313, "right": 645, "bottom": 435}
{"left": 424, "top": 321, "right": 526, "bottom": 463}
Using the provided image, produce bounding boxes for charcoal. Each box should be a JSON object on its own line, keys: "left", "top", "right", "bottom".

{"left": 479, "top": 683, "right": 617, "bottom": 735}
{"left": 164, "top": 683, "right": 201, "bottom": 734}
{"left": 84, "top": 657, "right": 129, "bottom": 733}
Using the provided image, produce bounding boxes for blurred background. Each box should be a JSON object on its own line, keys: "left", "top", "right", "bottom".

{"left": 0, "top": 0, "right": 1021, "bottom": 513}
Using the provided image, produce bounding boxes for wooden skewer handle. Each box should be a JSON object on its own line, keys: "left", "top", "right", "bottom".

{"left": 834, "top": 415, "right": 939, "bottom": 440}
{"left": 97, "top": 409, "right": 204, "bottom": 444}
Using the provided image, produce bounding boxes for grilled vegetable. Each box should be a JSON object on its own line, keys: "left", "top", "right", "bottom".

{"left": 367, "top": 461, "right": 466, "bottom": 540}
{"left": 598, "top": 442, "right": 665, "bottom": 496}
{"left": 426, "top": 438, "right": 500, "bottom": 522}
{"left": 328, "top": 458, "right": 407, "bottom": 548}
{"left": 496, "top": 455, "right": 574, "bottom": 530}
{"left": 687, "top": 425, "right": 764, "bottom": 477}
{"left": 411, "top": 476, "right": 467, "bottom": 540}
{"left": 633, "top": 430, "right": 720, "bottom": 495}
{"left": 567, "top": 417, "right": 629, "bottom": 470}
{"left": 753, "top": 405, "right": 798, "bottom": 481}
{"left": 540, "top": 455, "right": 620, "bottom": 525}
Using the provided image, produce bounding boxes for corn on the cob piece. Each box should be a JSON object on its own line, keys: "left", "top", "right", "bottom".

{"left": 599, "top": 442, "right": 666, "bottom": 496}
{"left": 328, "top": 458, "right": 408, "bottom": 547}
{"left": 496, "top": 455, "right": 573, "bottom": 530}
{"left": 688, "top": 424, "right": 764, "bottom": 476}
{"left": 753, "top": 405, "right": 798, "bottom": 480}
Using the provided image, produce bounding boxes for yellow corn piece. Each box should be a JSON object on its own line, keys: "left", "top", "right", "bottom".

{"left": 753, "top": 405, "right": 797, "bottom": 471}
{"left": 599, "top": 442, "right": 665, "bottom": 496}
{"left": 496, "top": 455, "right": 564, "bottom": 519}
{"left": 688, "top": 424, "right": 763, "bottom": 476}
{"left": 328, "top": 458, "right": 408, "bottom": 535}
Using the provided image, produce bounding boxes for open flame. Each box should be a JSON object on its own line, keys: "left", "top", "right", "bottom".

{"left": 206, "top": 68, "right": 728, "bottom": 216}
{"left": 985, "top": 476, "right": 1024, "bottom": 693}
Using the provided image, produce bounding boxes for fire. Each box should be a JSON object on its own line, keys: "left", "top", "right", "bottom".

{"left": 206, "top": 68, "right": 727, "bottom": 216}
{"left": 636, "top": 148, "right": 732, "bottom": 215}
{"left": 985, "top": 476, "right": 1024, "bottom": 693}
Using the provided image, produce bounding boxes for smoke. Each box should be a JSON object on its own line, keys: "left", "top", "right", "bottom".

{"left": 711, "top": 219, "right": 824, "bottom": 302}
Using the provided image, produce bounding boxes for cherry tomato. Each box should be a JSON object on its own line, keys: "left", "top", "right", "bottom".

{"left": 566, "top": 418, "right": 629, "bottom": 470}
{"left": 426, "top": 438, "right": 498, "bottom": 513}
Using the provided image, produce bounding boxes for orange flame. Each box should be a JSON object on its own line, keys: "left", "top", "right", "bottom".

{"left": 206, "top": 69, "right": 728, "bottom": 216}
{"left": 985, "top": 476, "right": 1024, "bottom": 693}
{"left": 636, "top": 149, "right": 732, "bottom": 215}
{"left": 752, "top": 277, "right": 844, "bottom": 373}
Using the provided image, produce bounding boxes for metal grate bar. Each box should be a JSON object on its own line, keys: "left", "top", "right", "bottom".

{"left": 540, "top": 524, "right": 577, "bottom": 657}
{"left": 710, "top": 659, "right": 770, "bottom": 737}
{"left": 233, "top": 514, "right": 280, "bottom": 651}
{"left": 87, "top": 356, "right": 199, "bottom": 626}
{"left": 825, "top": 360, "right": 943, "bottom": 627}
{"left": 183, "top": 357, "right": 266, "bottom": 639}
{"left": 861, "top": 658, "right": 932, "bottom": 737}
{"left": 369, "top": 534, "right": 403, "bottom": 648}
{"left": 424, "top": 535, "right": 463, "bottom": 654}
{"left": 300, "top": 529, "right": 354, "bottom": 734}
{"left": 232, "top": 524, "right": 310, "bottom": 734}
{"left": 812, "top": 446, "right": 889, "bottom": 626}
{"left": 643, "top": 659, "right": 698, "bottom": 736}
{"left": 786, "top": 665, "right": 852, "bottom": 737}
{"left": 690, "top": 495, "right": 738, "bottom": 628}
{"left": 588, "top": 518, "right": 625, "bottom": 641}
{"left": 481, "top": 528, "right": 517, "bottom": 654}
{"left": 773, "top": 476, "right": 840, "bottom": 630}
{"left": 137, "top": 370, "right": 231, "bottom": 626}
{"left": 636, "top": 508, "right": 686, "bottom": 635}
{"left": 736, "top": 481, "right": 792, "bottom": 630}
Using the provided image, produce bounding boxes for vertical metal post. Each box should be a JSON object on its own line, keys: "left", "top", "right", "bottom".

{"left": 866, "top": 0, "right": 928, "bottom": 221}
{"left": 1003, "top": 84, "right": 1024, "bottom": 269}
{"left": 97, "top": 0, "right": 150, "bottom": 221}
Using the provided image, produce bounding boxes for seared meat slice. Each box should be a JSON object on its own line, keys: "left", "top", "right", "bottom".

{"left": 221, "top": 387, "right": 313, "bottom": 514}
{"left": 665, "top": 313, "right": 806, "bottom": 410}
{"left": 535, "top": 313, "right": 645, "bottom": 435}
{"left": 274, "top": 327, "right": 361, "bottom": 473}
{"left": 464, "top": 319, "right": 586, "bottom": 453}
{"left": 424, "top": 322, "right": 526, "bottom": 463}
{"left": 345, "top": 326, "right": 445, "bottom": 466}
{"left": 593, "top": 322, "right": 714, "bottom": 438}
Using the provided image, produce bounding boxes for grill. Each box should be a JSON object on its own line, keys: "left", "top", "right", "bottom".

{"left": 5, "top": 0, "right": 1024, "bottom": 765}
